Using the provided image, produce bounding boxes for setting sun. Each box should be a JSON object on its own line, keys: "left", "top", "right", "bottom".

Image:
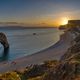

{"left": 61, "top": 17, "right": 69, "bottom": 25}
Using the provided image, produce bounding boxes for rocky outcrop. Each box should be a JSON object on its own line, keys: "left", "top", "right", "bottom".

{"left": 0, "top": 32, "right": 9, "bottom": 49}
{"left": 54, "top": 28, "right": 80, "bottom": 80}
{"left": 53, "top": 53, "right": 80, "bottom": 80}
{"left": 44, "top": 27, "right": 80, "bottom": 80}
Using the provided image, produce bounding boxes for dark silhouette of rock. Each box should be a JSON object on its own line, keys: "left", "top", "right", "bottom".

{"left": 0, "top": 32, "right": 9, "bottom": 50}
{"left": 33, "top": 33, "right": 36, "bottom": 35}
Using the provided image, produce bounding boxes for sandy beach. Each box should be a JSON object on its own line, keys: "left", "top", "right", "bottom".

{"left": 0, "top": 31, "right": 73, "bottom": 73}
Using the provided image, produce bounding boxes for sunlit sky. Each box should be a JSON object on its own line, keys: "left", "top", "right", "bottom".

{"left": 0, "top": 0, "right": 80, "bottom": 27}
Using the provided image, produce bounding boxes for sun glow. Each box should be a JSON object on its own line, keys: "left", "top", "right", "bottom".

{"left": 61, "top": 17, "right": 69, "bottom": 25}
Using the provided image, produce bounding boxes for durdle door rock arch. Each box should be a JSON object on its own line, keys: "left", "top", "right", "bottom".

{"left": 0, "top": 32, "right": 9, "bottom": 50}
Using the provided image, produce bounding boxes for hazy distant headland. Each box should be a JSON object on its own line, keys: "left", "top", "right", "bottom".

{"left": 0, "top": 26, "right": 56, "bottom": 30}
{"left": 0, "top": 22, "right": 57, "bottom": 29}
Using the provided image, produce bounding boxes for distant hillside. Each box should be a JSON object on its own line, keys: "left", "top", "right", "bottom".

{"left": 0, "top": 26, "right": 56, "bottom": 30}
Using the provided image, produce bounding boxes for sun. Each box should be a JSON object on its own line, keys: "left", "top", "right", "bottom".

{"left": 61, "top": 17, "right": 69, "bottom": 25}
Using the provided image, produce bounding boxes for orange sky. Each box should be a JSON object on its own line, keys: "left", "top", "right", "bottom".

{"left": 0, "top": 0, "right": 80, "bottom": 27}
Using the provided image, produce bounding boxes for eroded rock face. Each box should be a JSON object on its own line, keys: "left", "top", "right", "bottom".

{"left": 0, "top": 32, "right": 9, "bottom": 49}
{"left": 53, "top": 31, "right": 80, "bottom": 80}
{"left": 44, "top": 28, "right": 80, "bottom": 80}
{"left": 53, "top": 53, "right": 80, "bottom": 80}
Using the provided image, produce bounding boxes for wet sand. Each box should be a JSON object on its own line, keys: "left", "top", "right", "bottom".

{"left": 0, "top": 31, "right": 73, "bottom": 73}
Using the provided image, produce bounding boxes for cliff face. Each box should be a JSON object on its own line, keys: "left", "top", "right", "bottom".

{"left": 44, "top": 27, "right": 80, "bottom": 80}
{"left": 58, "top": 27, "right": 80, "bottom": 80}
{"left": 53, "top": 53, "right": 80, "bottom": 80}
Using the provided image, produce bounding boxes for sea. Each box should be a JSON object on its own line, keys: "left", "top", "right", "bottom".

{"left": 0, "top": 27, "right": 63, "bottom": 62}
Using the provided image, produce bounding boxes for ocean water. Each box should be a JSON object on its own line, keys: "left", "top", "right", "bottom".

{"left": 0, "top": 28, "right": 62, "bottom": 62}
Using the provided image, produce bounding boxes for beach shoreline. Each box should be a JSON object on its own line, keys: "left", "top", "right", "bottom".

{"left": 0, "top": 31, "right": 74, "bottom": 73}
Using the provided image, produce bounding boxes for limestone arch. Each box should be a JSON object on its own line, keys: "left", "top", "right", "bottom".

{"left": 0, "top": 32, "right": 9, "bottom": 49}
